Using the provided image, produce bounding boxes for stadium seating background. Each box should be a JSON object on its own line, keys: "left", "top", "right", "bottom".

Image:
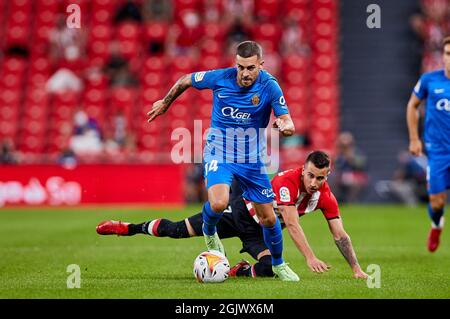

{"left": 0, "top": 0, "right": 340, "bottom": 169}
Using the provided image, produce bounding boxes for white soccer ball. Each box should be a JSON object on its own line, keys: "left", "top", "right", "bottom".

{"left": 193, "top": 250, "right": 230, "bottom": 283}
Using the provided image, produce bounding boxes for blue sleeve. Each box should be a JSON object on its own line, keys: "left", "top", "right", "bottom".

{"left": 191, "top": 69, "right": 223, "bottom": 90}
{"left": 413, "top": 74, "right": 428, "bottom": 100}
{"left": 268, "top": 81, "right": 290, "bottom": 117}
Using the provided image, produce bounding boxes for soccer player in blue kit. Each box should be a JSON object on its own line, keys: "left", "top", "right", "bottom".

{"left": 407, "top": 36, "right": 450, "bottom": 252}
{"left": 147, "top": 41, "right": 299, "bottom": 281}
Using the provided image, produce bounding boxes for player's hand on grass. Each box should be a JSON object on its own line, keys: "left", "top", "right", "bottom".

{"left": 307, "top": 257, "right": 330, "bottom": 273}
{"left": 409, "top": 139, "right": 423, "bottom": 157}
{"left": 147, "top": 100, "right": 169, "bottom": 123}
{"left": 352, "top": 268, "right": 369, "bottom": 279}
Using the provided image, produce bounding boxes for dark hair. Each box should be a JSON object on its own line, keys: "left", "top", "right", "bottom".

{"left": 236, "top": 41, "right": 263, "bottom": 59}
{"left": 443, "top": 36, "right": 450, "bottom": 49}
{"left": 305, "top": 151, "right": 330, "bottom": 169}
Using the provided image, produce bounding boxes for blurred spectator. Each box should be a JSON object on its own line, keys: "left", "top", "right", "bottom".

{"left": 281, "top": 18, "right": 310, "bottom": 56}
{"left": 167, "top": 10, "right": 203, "bottom": 57}
{"left": 114, "top": 0, "right": 143, "bottom": 24}
{"left": 223, "top": 0, "right": 255, "bottom": 26}
{"left": 410, "top": 0, "right": 450, "bottom": 71}
{"left": 113, "top": 112, "right": 128, "bottom": 146}
{"left": 260, "top": 41, "right": 282, "bottom": 78}
{"left": 104, "top": 41, "right": 139, "bottom": 87}
{"left": 46, "top": 68, "right": 83, "bottom": 93}
{"left": 70, "top": 129, "right": 103, "bottom": 156}
{"left": 375, "top": 151, "right": 428, "bottom": 206}
{"left": 203, "top": 0, "right": 223, "bottom": 23}
{"left": 143, "top": 0, "right": 172, "bottom": 22}
{"left": 73, "top": 109, "right": 101, "bottom": 137}
{"left": 49, "top": 14, "right": 86, "bottom": 63}
{"left": 0, "top": 139, "right": 18, "bottom": 164}
{"left": 185, "top": 164, "right": 207, "bottom": 203}
{"left": 329, "top": 132, "right": 369, "bottom": 203}
{"left": 58, "top": 148, "right": 77, "bottom": 168}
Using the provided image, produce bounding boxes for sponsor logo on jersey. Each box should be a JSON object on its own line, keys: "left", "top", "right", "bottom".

{"left": 221, "top": 107, "right": 251, "bottom": 119}
{"left": 261, "top": 188, "right": 275, "bottom": 198}
{"left": 194, "top": 72, "right": 206, "bottom": 82}
{"left": 434, "top": 88, "right": 445, "bottom": 94}
{"left": 251, "top": 94, "right": 260, "bottom": 106}
{"left": 436, "top": 98, "right": 450, "bottom": 111}
{"left": 279, "top": 187, "right": 291, "bottom": 202}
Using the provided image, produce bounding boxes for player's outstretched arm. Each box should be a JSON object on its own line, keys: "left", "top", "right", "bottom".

{"left": 327, "top": 218, "right": 368, "bottom": 278}
{"left": 147, "top": 73, "right": 193, "bottom": 123}
{"left": 273, "top": 114, "right": 295, "bottom": 137}
{"left": 406, "top": 93, "right": 423, "bottom": 156}
{"left": 279, "top": 206, "right": 330, "bottom": 273}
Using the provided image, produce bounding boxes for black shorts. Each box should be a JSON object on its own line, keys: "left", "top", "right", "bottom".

{"left": 187, "top": 197, "right": 268, "bottom": 261}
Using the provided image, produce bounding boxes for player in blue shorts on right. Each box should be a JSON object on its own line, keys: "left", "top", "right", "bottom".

{"left": 147, "top": 41, "right": 299, "bottom": 281}
{"left": 407, "top": 36, "right": 450, "bottom": 252}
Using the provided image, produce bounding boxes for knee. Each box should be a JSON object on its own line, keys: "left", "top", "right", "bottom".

{"left": 259, "top": 213, "right": 276, "bottom": 227}
{"left": 430, "top": 197, "right": 445, "bottom": 211}
{"left": 210, "top": 199, "right": 229, "bottom": 213}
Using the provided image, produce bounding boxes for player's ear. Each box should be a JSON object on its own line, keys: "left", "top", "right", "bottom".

{"left": 259, "top": 59, "right": 264, "bottom": 69}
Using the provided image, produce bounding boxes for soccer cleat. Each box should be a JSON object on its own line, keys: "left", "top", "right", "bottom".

{"left": 272, "top": 262, "right": 300, "bottom": 282}
{"left": 229, "top": 260, "right": 252, "bottom": 277}
{"left": 427, "top": 228, "right": 442, "bottom": 253}
{"left": 204, "top": 232, "right": 225, "bottom": 255}
{"left": 96, "top": 220, "right": 130, "bottom": 236}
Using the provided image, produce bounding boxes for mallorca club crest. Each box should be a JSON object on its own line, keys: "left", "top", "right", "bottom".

{"left": 251, "top": 94, "right": 260, "bottom": 106}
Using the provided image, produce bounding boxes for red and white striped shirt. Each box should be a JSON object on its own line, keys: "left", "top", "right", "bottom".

{"left": 246, "top": 167, "right": 340, "bottom": 225}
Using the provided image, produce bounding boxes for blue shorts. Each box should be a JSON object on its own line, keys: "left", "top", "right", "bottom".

{"left": 426, "top": 153, "right": 450, "bottom": 195}
{"left": 203, "top": 159, "right": 274, "bottom": 204}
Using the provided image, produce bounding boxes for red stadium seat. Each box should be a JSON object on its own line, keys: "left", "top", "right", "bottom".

{"left": 117, "top": 22, "right": 141, "bottom": 41}
{"left": 284, "top": 0, "right": 310, "bottom": 24}
{"left": 139, "top": 133, "right": 161, "bottom": 151}
{"left": 0, "top": 105, "right": 19, "bottom": 122}
{"left": 143, "top": 56, "right": 166, "bottom": 73}
{"left": 255, "top": 0, "right": 280, "bottom": 21}
{"left": 252, "top": 22, "right": 282, "bottom": 51}
{"left": 142, "top": 72, "right": 165, "bottom": 88}
{"left": 1, "top": 73, "right": 22, "bottom": 89}
{"left": 117, "top": 39, "right": 141, "bottom": 60}
{"left": 141, "top": 87, "right": 162, "bottom": 104}
{"left": 144, "top": 21, "right": 169, "bottom": 43}
{"left": 283, "top": 53, "right": 310, "bottom": 72}
{"left": 90, "top": 24, "right": 112, "bottom": 41}
{"left": 202, "top": 22, "right": 226, "bottom": 42}
{"left": 22, "top": 103, "right": 47, "bottom": 120}
{"left": 198, "top": 55, "right": 221, "bottom": 70}
{"left": 0, "top": 89, "right": 18, "bottom": 105}
{"left": 200, "top": 39, "right": 222, "bottom": 58}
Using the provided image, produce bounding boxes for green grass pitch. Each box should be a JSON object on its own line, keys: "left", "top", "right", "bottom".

{"left": 0, "top": 204, "right": 449, "bottom": 299}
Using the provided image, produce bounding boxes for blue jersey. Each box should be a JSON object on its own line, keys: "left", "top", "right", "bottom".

{"left": 413, "top": 70, "right": 450, "bottom": 155}
{"left": 191, "top": 68, "right": 289, "bottom": 163}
